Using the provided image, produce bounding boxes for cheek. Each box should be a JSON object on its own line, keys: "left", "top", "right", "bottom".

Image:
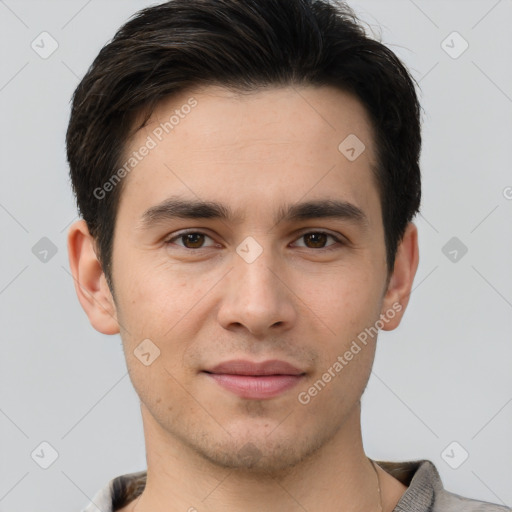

{"left": 126, "top": 355, "right": 192, "bottom": 425}
{"left": 114, "top": 264, "right": 216, "bottom": 378}
{"left": 296, "top": 336, "right": 376, "bottom": 419}
{"left": 115, "top": 257, "right": 189, "bottom": 326}
{"left": 302, "top": 266, "right": 382, "bottom": 334}
{"left": 299, "top": 270, "right": 383, "bottom": 398}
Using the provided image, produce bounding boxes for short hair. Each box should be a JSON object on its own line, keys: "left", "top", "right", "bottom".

{"left": 66, "top": 0, "right": 421, "bottom": 295}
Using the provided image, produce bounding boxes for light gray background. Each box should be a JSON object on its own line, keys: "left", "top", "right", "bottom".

{"left": 1, "top": 1, "right": 511, "bottom": 511}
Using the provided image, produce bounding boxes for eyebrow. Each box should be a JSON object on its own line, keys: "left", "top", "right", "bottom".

{"left": 137, "top": 196, "right": 369, "bottom": 232}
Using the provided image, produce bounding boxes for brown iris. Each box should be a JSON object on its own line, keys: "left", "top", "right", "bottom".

{"left": 302, "top": 233, "right": 329, "bottom": 248}
{"left": 181, "top": 233, "right": 206, "bottom": 248}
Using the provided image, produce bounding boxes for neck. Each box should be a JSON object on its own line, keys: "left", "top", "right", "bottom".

{"left": 129, "top": 402, "right": 386, "bottom": 512}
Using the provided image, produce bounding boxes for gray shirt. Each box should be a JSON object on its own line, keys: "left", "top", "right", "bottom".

{"left": 81, "top": 459, "right": 511, "bottom": 512}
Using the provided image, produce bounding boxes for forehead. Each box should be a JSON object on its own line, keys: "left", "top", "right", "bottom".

{"left": 116, "top": 84, "right": 380, "bottom": 227}
{"left": 144, "top": 84, "right": 375, "bottom": 154}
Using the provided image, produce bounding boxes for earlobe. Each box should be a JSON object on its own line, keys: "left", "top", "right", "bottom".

{"left": 380, "top": 222, "right": 419, "bottom": 331}
{"left": 67, "top": 219, "right": 120, "bottom": 335}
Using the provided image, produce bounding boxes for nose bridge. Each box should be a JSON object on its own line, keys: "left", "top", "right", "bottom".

{"left": 217, "top": 235, "right": 296, "bottom": 334}
{"left": 234, "top": 235, "right": 282, "bottom": 304}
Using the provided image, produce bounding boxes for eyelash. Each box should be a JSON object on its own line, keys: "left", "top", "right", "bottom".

{"left": 164, "top": 230, "right": 345, "bottom": 252}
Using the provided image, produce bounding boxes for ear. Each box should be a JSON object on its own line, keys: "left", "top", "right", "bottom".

{"left": 380, "top": 222, "right": 419, "bottom": 331}
{"left": 67, "top": 219, "right": 120, "bottom": 335}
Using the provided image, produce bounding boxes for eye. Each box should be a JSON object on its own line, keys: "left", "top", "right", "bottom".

{"left": 165, "top": 231, "right": 218, "bottom": 249}
{"left": 292, "top": 231, "right": 343, "bottom": 250}
{"left": 164, "top": 230, "right": 344, "bottom": 251}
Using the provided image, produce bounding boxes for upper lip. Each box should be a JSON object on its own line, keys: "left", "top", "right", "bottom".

{"left": 204, "top": 359, "right": 305, "bottom": 376}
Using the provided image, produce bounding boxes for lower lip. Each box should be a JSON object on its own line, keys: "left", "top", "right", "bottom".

{"left": 204, "top": 373, "right": 304, "bottom": 399}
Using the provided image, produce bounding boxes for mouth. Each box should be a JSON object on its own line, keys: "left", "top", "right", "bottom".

{"left": 202, "top": 359, "right": 306, "bottom": 400}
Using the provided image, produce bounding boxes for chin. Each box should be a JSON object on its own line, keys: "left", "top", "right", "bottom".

{"left": 189, "top": 421, "right": 330, "bottom": 479}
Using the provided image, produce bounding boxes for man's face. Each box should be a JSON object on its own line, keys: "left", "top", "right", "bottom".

{"left": 109, "top": 85, "right": 394, "bottom": 475}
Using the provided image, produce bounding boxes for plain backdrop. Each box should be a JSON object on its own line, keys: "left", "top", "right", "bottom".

{"left": 0, "top": 1, "right": 511, "bottom": 511}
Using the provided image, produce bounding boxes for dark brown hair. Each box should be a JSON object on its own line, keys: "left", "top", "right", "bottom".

{"left": 66, "top": 0, "right": 421, "bottom": 298}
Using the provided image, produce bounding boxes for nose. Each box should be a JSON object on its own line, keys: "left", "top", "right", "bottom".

{"left": 216, "top": 243, "right": 298, "bottom": 337}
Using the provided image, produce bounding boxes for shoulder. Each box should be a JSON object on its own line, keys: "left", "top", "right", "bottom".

{"left": 433, "top": 487, "right": 511, "bottom": 512}
{"left": 374, "top": 459, "right": 510, "bottom": 512}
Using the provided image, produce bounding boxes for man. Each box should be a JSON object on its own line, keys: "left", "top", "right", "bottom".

{"left": 66, "top": 1, "right": 509, "bottom": 511}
